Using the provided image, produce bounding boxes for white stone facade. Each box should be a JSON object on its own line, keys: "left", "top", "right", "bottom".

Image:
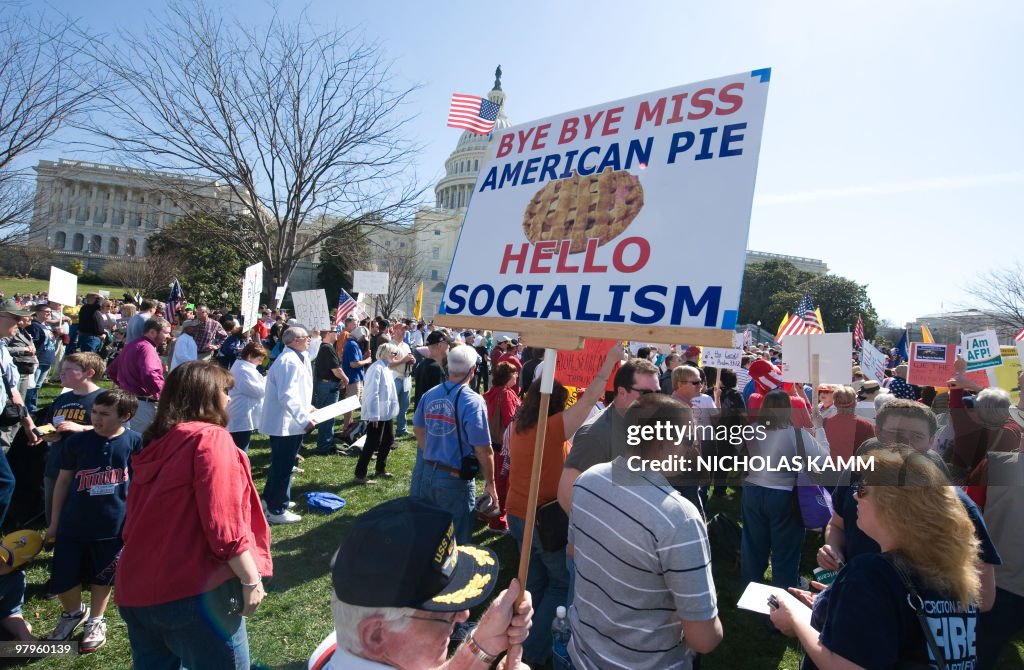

{"left": 29, "top": 159, "right": 240, "bottom": 261}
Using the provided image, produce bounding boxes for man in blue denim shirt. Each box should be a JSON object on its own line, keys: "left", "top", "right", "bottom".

{"left": 412, "top": 344, "right": 495, "bottom": 544}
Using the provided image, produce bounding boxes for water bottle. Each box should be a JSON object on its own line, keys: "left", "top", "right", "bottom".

{"left": 551, "top": 605, "right": 571, "bottom": 668}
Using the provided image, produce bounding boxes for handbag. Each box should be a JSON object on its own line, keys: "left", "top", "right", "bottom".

{"left": 792, "top": 428, "right": 833, "bottom": 529}
{"left": 882, "top": 554, "right": 949, "bottom": 670}
{"left": 535, "top": 499, "right": 569, "bottom": 552}
{"left": 0, "top": 369, "right": 25, "bottom": 428}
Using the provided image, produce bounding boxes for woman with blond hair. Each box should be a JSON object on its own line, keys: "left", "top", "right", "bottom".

{"left": 353, "top": 341, "right": 401, "bottom": 484}
{"left": 770, "top": 445, "right": 981, "bottom": 669}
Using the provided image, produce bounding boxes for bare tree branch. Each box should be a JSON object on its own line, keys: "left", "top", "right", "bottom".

{"left": 84, "top": 0, "right": 426, "bottom": 293}
{"left": 962, "top": 262, "right": 1024, "bottom": 328}
{"left": 367, "top": 238, "right": 424, "bottom": 318}
{"left": 0, "top": 6, "right": 104, "bottom": 248}
{"left": 102, "top": 255, "right": 181, "bottom": 299}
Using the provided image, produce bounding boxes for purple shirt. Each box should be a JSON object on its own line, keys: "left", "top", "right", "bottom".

{"left": 108, "top": 337, "right": 165, "bottom": 399}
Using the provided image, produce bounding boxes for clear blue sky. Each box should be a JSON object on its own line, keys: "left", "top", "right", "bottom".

{"left": 39, "top": 0, "right": 1024, "bottom": 326}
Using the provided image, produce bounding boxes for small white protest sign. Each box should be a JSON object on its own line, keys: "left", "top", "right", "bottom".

{"left": 352, "top": 271, "right": 389, "bottom": 295}
{"left": 290, "top": 289, "right": 331, "bottom": 332}
{"left": 960, "top": 330, "right": 1002, "bottom": 371}
{"left": 701, "top": 347, "right": 743, "bottom": 369}
{"left": 48, "top": 266, "right": 78, "bottom": 306}
{"left": 859, "top": 341, "right": 887, "bottom": 383}
{"left": 781, "top": 333, "right": 853, "bottom": 384}
{"left": 240, "top": 262, "right": 263, "bottom": 330}
{"left": 274, "top": 285, "right": 287, "bottom": 302}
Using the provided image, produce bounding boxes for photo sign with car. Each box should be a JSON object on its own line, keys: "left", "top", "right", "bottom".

{"left": 438, "top": 69, "right": 772, "bottom": 347}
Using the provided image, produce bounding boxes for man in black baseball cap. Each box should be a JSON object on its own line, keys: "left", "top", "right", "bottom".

{"left": 309, "top": 497, "right": 532, "bottom": 669}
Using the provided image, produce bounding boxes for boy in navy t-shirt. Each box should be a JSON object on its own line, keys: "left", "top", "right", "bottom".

{"left": 44, "top": 390, "right": 140, "bottom": 653}
{"left": 38, "top": 352, "right": 106, "bottom": 526}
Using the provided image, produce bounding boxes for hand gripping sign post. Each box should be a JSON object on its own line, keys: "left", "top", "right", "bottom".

{"left": 435, "top": 69, "right": 772, "bottom": 608}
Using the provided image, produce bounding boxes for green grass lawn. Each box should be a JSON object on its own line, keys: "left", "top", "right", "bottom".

{"left": 0, "top": 276, "right": 129, "bottom": 301}
{"left": 11, "top": 383, "right": 1024, "bottom": 669}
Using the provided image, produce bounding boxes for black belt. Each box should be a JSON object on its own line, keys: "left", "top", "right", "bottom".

{"left": 424, "top": 460, "right": 461, "bottom": 478}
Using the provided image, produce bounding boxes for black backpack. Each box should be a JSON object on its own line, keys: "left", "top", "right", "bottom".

{"left": 707, "top": 513, "right": 742, "bottom": 568}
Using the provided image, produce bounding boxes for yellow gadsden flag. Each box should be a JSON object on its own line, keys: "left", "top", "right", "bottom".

{"left": 921, "top": 323, "right": 935, "bottom": 343}
{"left": 776, "top": 313, "right": 790, "bottom": 338}
{"left": 413, "top": 282, "right": 424, "bottom": 320}
{"left": 815, "top": 307, "right": 826, "bottom": 333}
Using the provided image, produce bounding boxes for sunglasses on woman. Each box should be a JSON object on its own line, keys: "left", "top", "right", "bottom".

{"left": 853, "top": 481, "right": 868, "bottom": 498}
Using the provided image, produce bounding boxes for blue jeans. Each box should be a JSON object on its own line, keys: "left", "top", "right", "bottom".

{"left": 77, "top": 333, "right": 102, "bottom": 353}
{"left": 741, "top": 486, "right": 805, "bottom": 588}
{"left": 509, "top": 515, "right": 570, "bottom": 666}
{"left": 120, "top": 579, "right": 249, "bottom": 670}
{"left": 0, "top": 450, "right": 15, "bottom": 529}
{"left": 25, "top": 365, "right": 50, "bottom": 415}
{"left": 418, "top": 464, "right": 475, "bottom": 544}
{"left": 263, "top": 434, "right": 304, "bottom": 515}
{"left": 230, "top": 431, "right": 252, "bottom": 452}
{"left": 312, "top": 380, "right": 341, "bottom": 452}
{"left": 395, "top": 383, "right": 411, "bottom": 435}
{"left": 410, "top": 448, "right": 425, "bottom": 497}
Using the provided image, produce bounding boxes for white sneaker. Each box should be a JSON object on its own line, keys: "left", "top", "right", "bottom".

{"left": 47, "top": 606, "right": 90, "bottom": 641}
{"left": 261, "top": 499, "right": 295, "bottom": 512}
{"left": 81, "top": 618, "right": 106, "bottom": 653}
{"left": 266, "top": 510, "right": 302, "bottom": 524}
{"left": 292, "top": 466, "right": 304, "bottom": 474}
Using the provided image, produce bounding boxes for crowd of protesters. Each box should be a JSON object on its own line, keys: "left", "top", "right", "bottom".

{"left": 0, "top": 288, "right": 1022, "bottom": 668}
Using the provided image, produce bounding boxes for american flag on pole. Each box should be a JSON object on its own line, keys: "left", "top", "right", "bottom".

{"left": 447, "top": 94, "right": 501, "bottom": 135}
{"left": 166, "top": 278, "right": 184, "bottom": 324}
{"left": 776, "top": 312, "right": 806, "bottom": 341}
{"left": 798, "top": 293, "right": 824, "bottom": 334}
{"left": 853, "top": 313, "right": 865, "bottom": 348}
{"left": 1015, "top": 326, "right": 1024, "bottom": 342}
{"left": 333, "top": 289, "right": 358, "bottom": 328}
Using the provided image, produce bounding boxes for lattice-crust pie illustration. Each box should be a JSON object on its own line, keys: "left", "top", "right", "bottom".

{"left": 523, "top": 167, "right": 644, "bottom": 254}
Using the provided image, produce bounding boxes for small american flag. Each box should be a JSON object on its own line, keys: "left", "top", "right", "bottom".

{"left": 1015, "top": 326, "right": 1024, "bottom": 342}
{"left": 166, "top": 278, "right": 184, "bottom": 324}
{"left": 854, "top": 314, "right": 864, "bottom": 348}
{"left": 333, "top": 289, "right": 358, "bottom": 328}
{"left": 797, "top": 293, "right": 823, "bottom": 334}
{"left": 447, "top": 93, "right": 500, "bottom": 135}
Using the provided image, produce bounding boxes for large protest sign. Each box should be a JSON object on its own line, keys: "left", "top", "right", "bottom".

{"left": 240, "top": 262, "right": 263, "bottom": 329}
{"left": 291, "top": 289, "right": 331, "bottom": 332}
{"left": 48, "top": 266, "right": 77, "bottom": 306}
{"left": 437, "top": 70, "right": 771, "bottom": 348}
{"left": 907, "top": 343, "right": 988, "bottom": 387}
{"left": 859, "top": 341, "right": 887, "bottom": 383}
{"left": 781, "top": 333, "right": 852, "bottom": 384}
{"left": 353, "top": 271, "right": 389, "bottom": 295}
{"left": 960, "top": 330, "right": 1002, "bottom": 371}
{"left": 701, "top": 347, "right": 743, "bottom": 370}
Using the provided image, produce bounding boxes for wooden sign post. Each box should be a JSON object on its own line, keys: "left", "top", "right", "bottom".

{"left": 515, "top": 348, "right": 557, "bottom": 609}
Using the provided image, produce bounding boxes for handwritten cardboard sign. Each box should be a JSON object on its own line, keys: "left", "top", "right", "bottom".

{"left": 907, "top": 343, "right": 988, "bottom": 388}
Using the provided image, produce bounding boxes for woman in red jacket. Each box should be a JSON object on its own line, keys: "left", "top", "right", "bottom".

{"left": 116, "top": 361, "right": 272, "bottom": 670}
{"left": 482, "top": 361, "right": 522, "bottom": 533}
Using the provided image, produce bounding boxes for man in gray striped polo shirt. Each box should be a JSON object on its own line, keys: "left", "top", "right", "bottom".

{"left": 569, "top": 394, "right": 722, "bottom": 669}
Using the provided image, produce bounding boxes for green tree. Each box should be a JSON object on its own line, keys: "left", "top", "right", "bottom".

{"left": 147, "top": 215, "right": 249, "bottom": 308}
{"left": 66, "top": 258, "right": 84, "bottom": 277}
{"left": 739, "top": 260, "right": 878, "bottom": 340}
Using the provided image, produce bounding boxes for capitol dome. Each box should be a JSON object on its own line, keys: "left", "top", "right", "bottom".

{"left": 435, "top": 67, "right": 510, "bottom": 210}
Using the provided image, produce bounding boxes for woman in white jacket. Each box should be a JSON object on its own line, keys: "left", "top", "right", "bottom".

{"left": 227, "top": 341, "right": 267, "bottom": 452}
{"left": 354, "top": 342, "right": 401, "bottom": 484}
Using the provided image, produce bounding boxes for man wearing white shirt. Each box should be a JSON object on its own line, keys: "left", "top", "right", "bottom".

{"left": 260, "top": 327, "right": 315, "bottom": 524}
